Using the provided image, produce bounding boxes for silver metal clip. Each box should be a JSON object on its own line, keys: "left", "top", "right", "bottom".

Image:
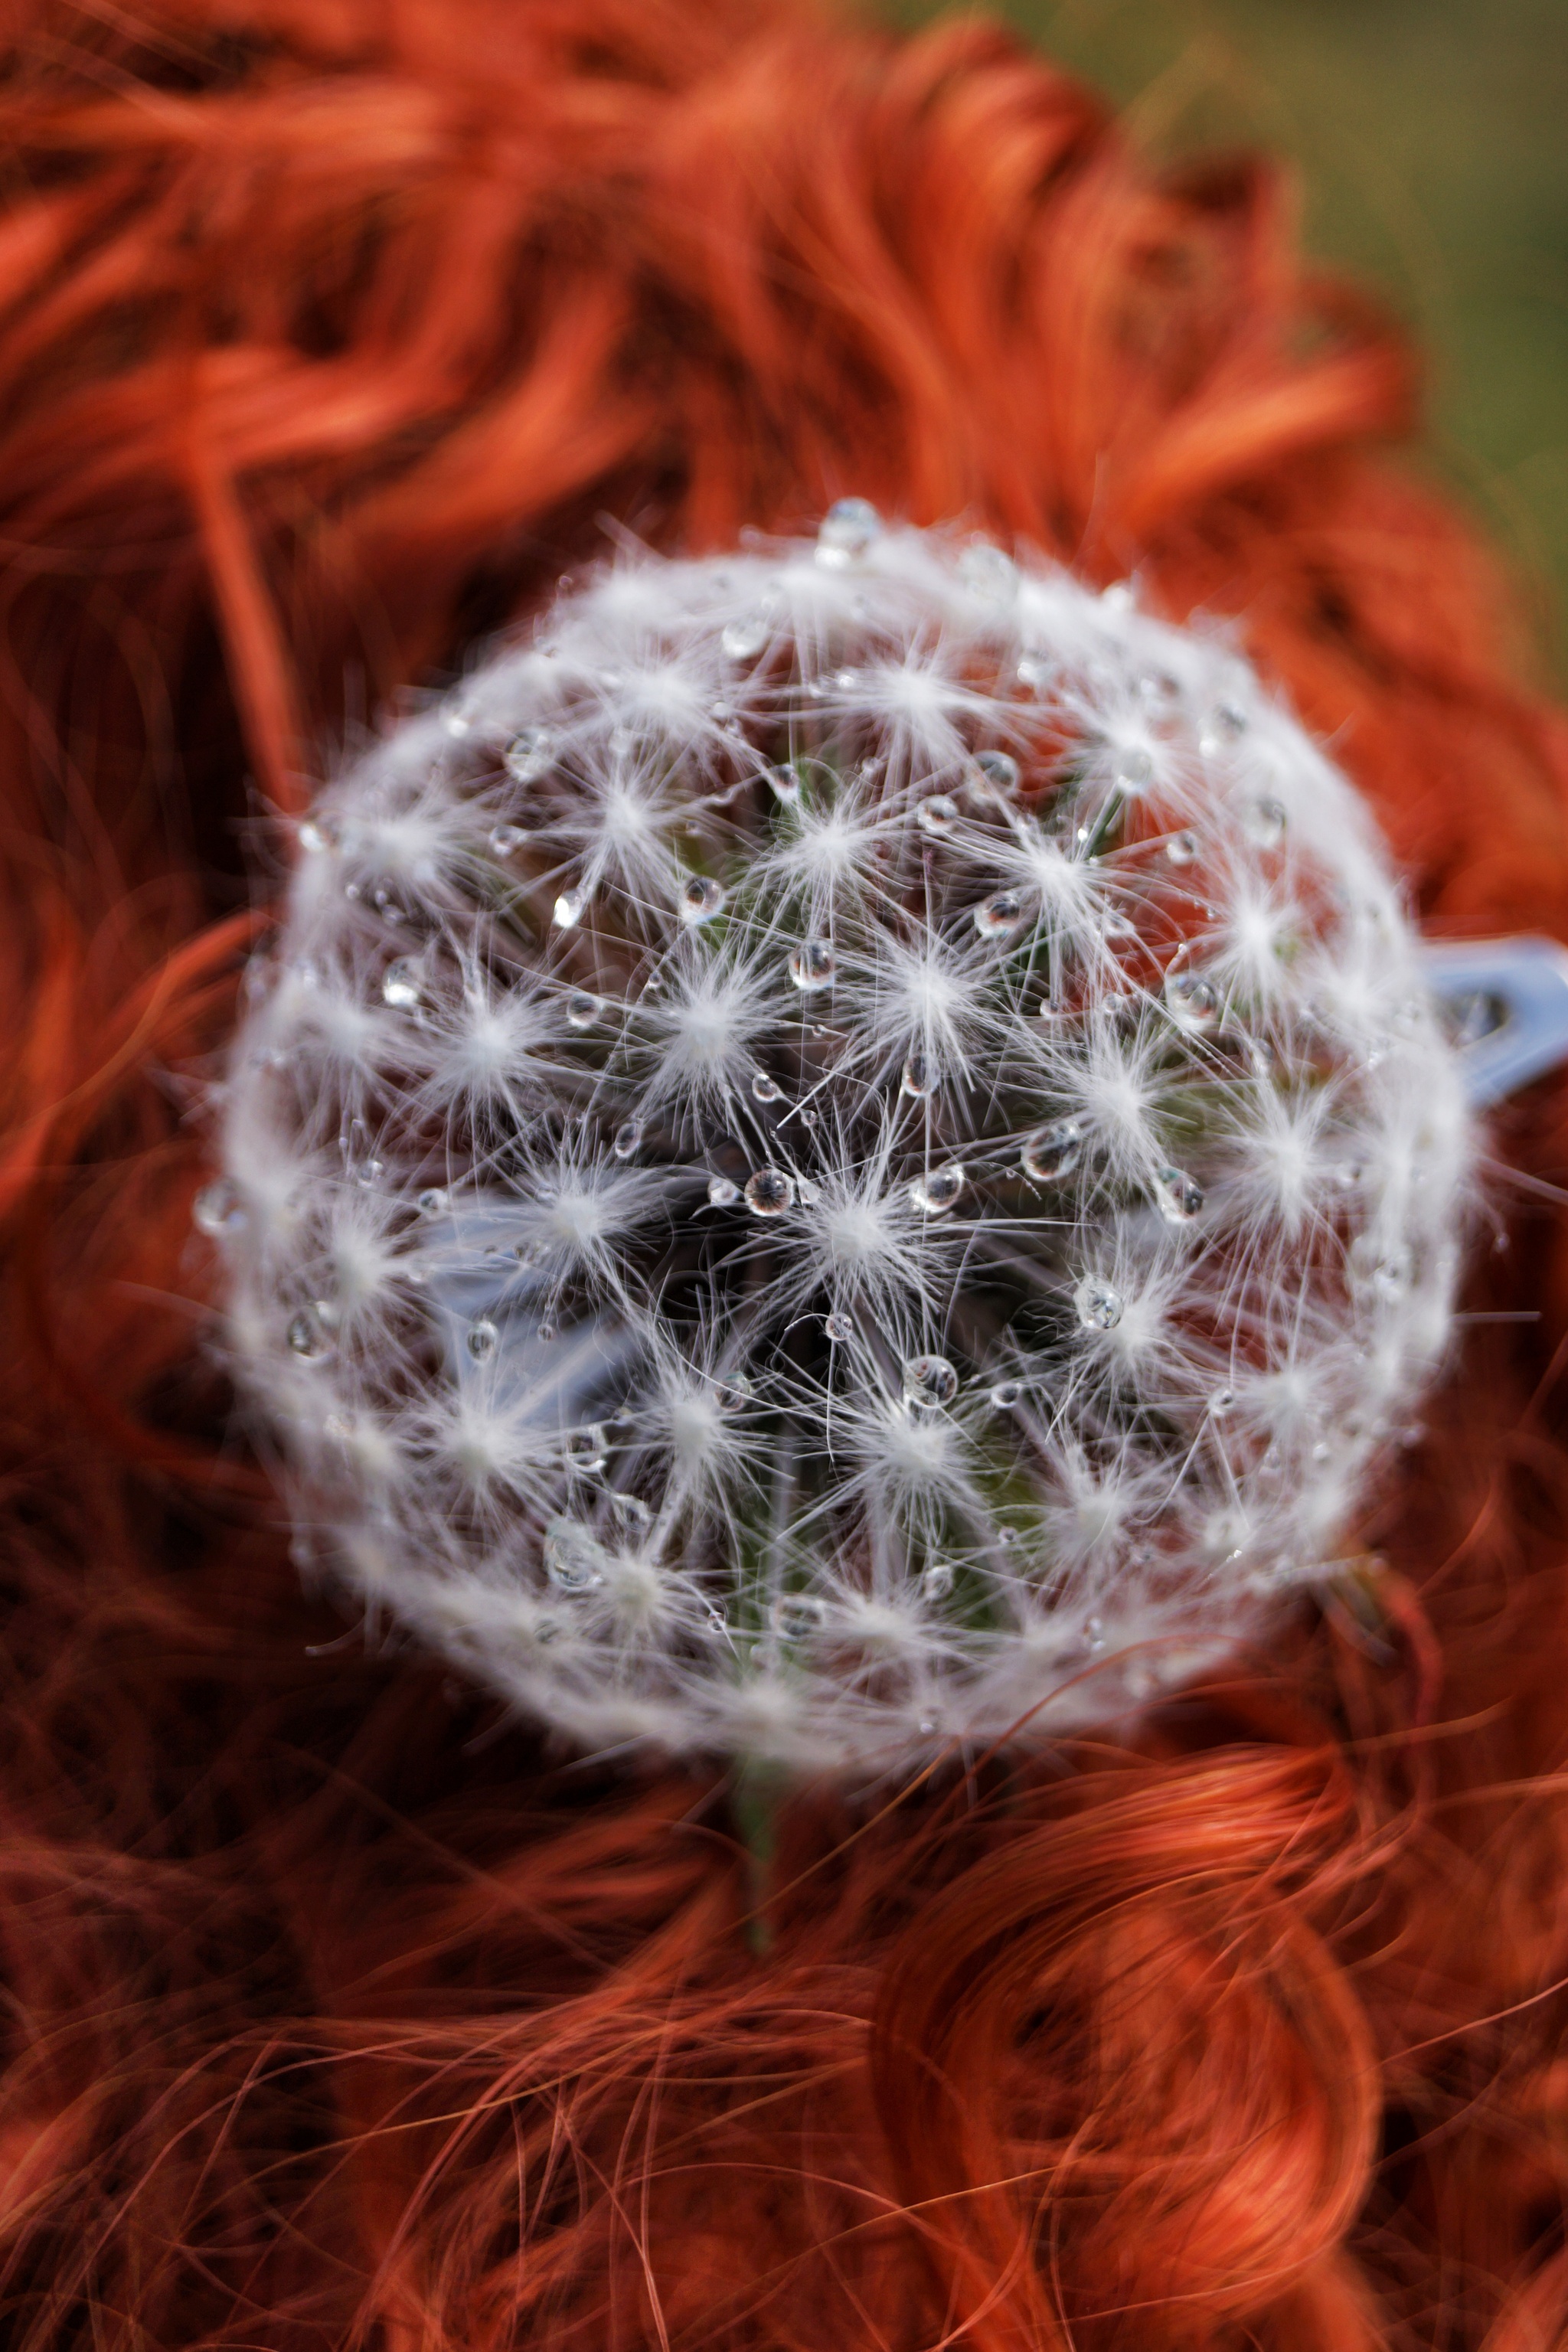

{"left": 1419, "top": 936, "right": 1568, "bottom": 1106}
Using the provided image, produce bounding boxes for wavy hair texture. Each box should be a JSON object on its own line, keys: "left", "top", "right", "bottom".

{"left": 3, "top": 2, "right": 1568, "bottom": 2345}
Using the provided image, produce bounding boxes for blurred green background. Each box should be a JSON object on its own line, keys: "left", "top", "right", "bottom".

{"left": 887, "top": 0, "right": 1568, "bottom": 677}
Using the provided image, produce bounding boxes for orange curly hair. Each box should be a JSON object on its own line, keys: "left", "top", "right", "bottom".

{"left": 4, "top": 4, "right": 1568, "bottom": 2345}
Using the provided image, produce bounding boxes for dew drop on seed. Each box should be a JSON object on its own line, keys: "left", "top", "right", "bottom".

{"left": 381, "top": 957, "right": 422, "bottom": 1010}
{"left": 910, "top": 1163, "right": 965, "bottom": 1214}
{"left": 721, "top": 612, "right": 770, "bottom": 663}
{"left": 1211, "top": 701, "right": 1248, "bottom": 742}
{"left": 900, "top": 1051, "right": 936, "bottom": 1098}
{"left": 1165, "top": 829, "right": 1199, "bottom": 866}
{"left": 815, "top": 496, "right": 880, "bottom": 569}
{"left": 916, "top": 793, "right": 959, "bottom": 835}
{"left": 1017, "top": 652, "right": 1055, "bottom": 693}
{"left": 974, "top": 890, "right": 1023, "bottom": 939}
{"left": 567, "top": 989, "right": 603, "bottom": 1030}
{"left": 973, "top": 750, "right": 1021, "bottom": 794}
{"left": 903, "top": 1354, "right": 959, "bottom": 1410}
{"left": 988, "top": 1380, "right": 1023, "bottom": 1411}
{"left": 716, "top": 1373, "right": 753, "bottom": 1412}
{"left": 553, "top": 886, "right": 587, "bottom": 929}
{"left": 466, "top": 1317, "right": 500, "bottom": 1364}
{"left": 444, "top": 710, "right": 471, "bottom": 740}
{"left": 1074, "top": 1274, "right": 1123, "bottom": 1332}
{"left": 922, "top": 1561, "right": 956, "bottom": 1602}
{"left": 1210, "top": 1387, "right": 1235, "bottom": 1415}
{"left": 744, "top": 1168, "right": 794, "bottom": 1217}
{"left": 1114, "top": 746, "right": 1154, "bottom": 791}
{"left": 192, "top": 1178, "right": 245, "bottom": 1238}
{"left": 298, "top": 815, "right": 338, "bottom": 854}
{"left": 1243, "top": 796, "right": 1287, "bottom": 850}
{"left": 679, "top": 873, "right": 727, "bottom": 923}
{"left": 489, "top": 823, "right": 528, "bottom": 858}
{"left": 1164, "top": 967, "right": 1219, "bottom": 1034}
{"left": 752, "top": 1072, "right": 783, "bottom": 1104}
{"left": 567, "top": 1424, "right": 608, "bottom": 1475}
{"left": 544, "top": 1519, "right": 605, "bottom": 1593}
{"left": 505, "top": 725, "right": 558, "bottom": 785}
{"left": 612, "top": 1494, "right": 652, "bottom": 1534}
{"left": 1155, "top": 1166, "right": 1204, "bottom": 1225}
{"left": 773, "top": 1592, "right": 827, "bottom": 1639}
{"left": 768, "top": 764, "right": 802, "bottom": 805}
{"left": 286, "top": 1309, "right": 327, "bottom": 1360}
{"left": 416, "top": 1186, "right": 448, "bottom": 1218}
{"left": 788, "top": 938, "right": 835, "bottom": 991}
{"left": 707, "top": 1174, "right": 740, "bottom": 1207}
{"left": 958, "top": 541, "right": 1018, "bottom": 601}
{"left": 538, "top": 1322, "right": 557, "bottom": 1343}
{"left": 825, "top": 1312, "right": 854, "bottom": 1343}
{"left": 612, "top": 1117, "right": 643, "bottom": 1159}
{"left": 1021, "top": 1119, "right": 1083, "bottom": 1184}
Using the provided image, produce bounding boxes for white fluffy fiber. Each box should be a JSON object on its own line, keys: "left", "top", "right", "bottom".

{"left": 204, "top": 505, "right": 1474, "bottom": 1771}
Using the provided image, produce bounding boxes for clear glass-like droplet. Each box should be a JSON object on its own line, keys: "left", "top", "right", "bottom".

{"left": 825, "top": 1312, "right": 854, "bottom": 1343}
{"left": 910, "top": 1164, "right": 965, "bottom": 1214}
{"left": 287, "top": 1309, "right": 328, "bottom": 1360}
{"left": 567, "top": 1424, "right": 608, "bottom": 1475}
{"left": 768, "top": 764, "right": 802, "bottom": 805}
{"left": 505, "top": 725, "right": 558, "bottom": 785}
{"left": 489, "top": 823, "right": 528, "bottom": 858}
{"left": 721, "top": 612, "right": 770, "bottom": 663}
{"left": 773, "top": 1592, "right": 827, "bottom": 1639}
{"left": 192, "top": 1178, "right": 245, "bottom": 1238}
{"left": 988, "top": 1380, "right": 1023, "bottom": 1411}
{"left": 707, "top": 1174, "right": 740, "bottom": 1207}
{"left": 416, "top": 1186, "right": 448, "bottom": 1218}
{"left": 1165, "top": 829, "right": 1199, "bottom": 866}
{"left": 298, "top": 814, "right": 339, "bottom": 854}
{"left": 973, "top": 750, "right": 1021, "bottom": 795}
{"left": 788, "top": 938, "right": 835, "bottom": 992}
{"left": 1114, "top": 746, "right": 1155, "bottom": 791}
{"left": 566, "top": 989, "right": 603, "bottom": 1030}
{"left": 1210, "top": 1387, "right": 1235, "bottom": 1415}
{"left": 1243, "top": 796, "right": 1287, "bottom": 849}
{"left": 903, "top": 1354, "right": 959, "bottom": 1409}
{"left": 544, "top": 1519, "right": 605, "bottom": 1593}
{"left": 612, "top": 1494, "right": 653, "bottom": 1534}
{"left": 916, "top": 794, "right": 959, "bottom": 835}
{"left": 678, "top": 874, "right": 727, "bottom": 924}
{"left": 612, "top": 1117, "right": 643, "bottom": 1159}
{"left": 922, "top": 1561, "right": 956, "bottom": 1602}
{"left": 715, "top": 1372, "right": 753, "bottom": 1413}
{"left": 466, "top": 1317, "right": 500, "bottom": 1363}
{"left": 553, "top": 886, "right": 587, "bottom": 929}
{"left": 744, "top": 1168, "right": 794, "bottom": 1217}
{"left": 1210, "top": 701, "right": 1248, "bottom": 742}
{"left": 958, "top": 541, "right": 1018, "bottom": 601}
{"left": 381, "top": 957, "right": 422, "bottom": 1010}
{"left": 900, "top": 1051, "right": 936, "bottom": 1098}
{"left": 1017, "top": 652, "right": 1055, "bottom": 693}
{"left": 750, "top": 1073, "right": 782, "bottom": 1106}
{"left": 1164, "top": 966, "right": 1220, "bottom": 1034}
{"left": 1021, "top": 1119, "right": 1083, "bottom": 1184}
{"left": 1155, "top": 1166, "right": 1204, "bottom": 1224}
{"left": 1074, "top": 1274, "right": 1124, "bottom": 1332}
{"left": 815, "top": 497, "right": 880, "bottom": 569}
{"left": 974, "top": 890, "right": 1024, "bottom": 939}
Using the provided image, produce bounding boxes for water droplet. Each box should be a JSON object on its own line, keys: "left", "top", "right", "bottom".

{"left": 489, "top": 823, "right": 528, "bottom": 858}
{"left": 773, "top": 1592, "right": 827, "bottom": 1639}
{"left": 416, "top": 1186, "right": 449, "bottom": 1218}
{"left": 744, "top": 1168, "right": 794, "bottom": 1217}
{"left": 1114, "top": 746, "right": 1154, "bottom": 791}
{"left": 1165, "top": 829, "right": 1199, "bottom": 866}
{"left": 1210, "top": 701, "right": 1248, "bottom": 742}
{"left": 444, "top": 709, "right": 472, "bottom": 740}
{"left": 1351, "top": 1236, "right": 1412, "bottom": 1302}
{"left": 1074, "top": 1274, "right": 1123, "bottom": 1332}
{"left": 997, "top": 1526, "right": 1018, "bottom": 1548}
{"left": 716, "top": 1372, "right": 753, "bottom": 1412}
{"left": 902, "top": 1354, "right": 959, "bottom": 1409}
{"left": 721, "top": 612, "right": 770, "bottom": 663}
{"left": 900, "top": 1051, "right": 936, "bottom": 1098}
{"left": 381, "top": 956, "right": 422, "bottom": 1011}
{"left": 1164, "top": 967, "right": 1220, "bottom": 1034}
{"left": 298, "top": 814, "right": 339, "bottom": 854}
{"left": 567, "top": 989, "right": 604, "bottom": 1029}
{"left": 1210, "top": 1387, "right": 1235, "bottom": 1415}
{"left": 825, "top": 1312, "right": 854, "bottom": 1343}
{"left": 957, "top": 540, "right": 1018, "bottom": 601}
{"left": 678, "top": 874, "right": 727, "bottom": 923}
{"left": 922, "top": 1561, "right": 956, "bottom": 1602}
{"left": 538, "top": 1321, "right": 557, "bottom": 1343}
{"left": 544, "top": 1519, "right": 605, "bottom": 1593}
{"left": 612, "top": 1117, "right": 643, "bottom": 1159}
{"left": 787, "top": 938, "right": 835, "bottom": 992}
{"left": 1017, "top": 652, "right": 1055, "bottom": 693}
{"left": 988, "top": 1380, "right": 1023, "bottom": 1410}
{"left": 909, "top": 1164, "right": 965, "bottom": 1214}
{"left": 567, "top": 1424, "right": 608, "bottom": 1475}
{"left": 286, "top": 1308, "right": 328, "bottom": 1361}
{"left": 612, "top": 1494, "right": 653, "bottom": 1534}
{"left": 973, "top": 750, "right": 1021, "bottom": 794}
{"left": 1243, "top": 796, "right": 1287, "bottom": 850}
{"left": 466, "top": 1317, "right": 500, "bottom": 1363}
{"left": 916, "top": 793, "right": 959, "bottom": 835}
{"left": 505, "top": 725, "right": 558, "bottom": 785}
{"left": 1021, "top": 1120, "right": 1083, "bottom": 1184}
{"left": 1155, "top": 1166, "right": 1204, "bottom": 1225}
{"left": 768, "top": 764, "right": 802, "bottom": 805}
{"left": 707, "top": 1174, "right": 740, "bottom": 1207}
{"left": 553, "top": 886, "right": 587, "bottom": 929}
{"left": 815, "top": 496, "right": 880, "bottom": 569}
{"left": 974, "top": 890, "right": 1024, "bottom": 939}
{"left": 192, "top": 1178, "right": 245, "bottom": 1238}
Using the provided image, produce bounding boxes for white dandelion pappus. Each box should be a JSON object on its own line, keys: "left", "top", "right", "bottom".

{"left": 211, "top": 511, "right": 1475, "bottom": 1773}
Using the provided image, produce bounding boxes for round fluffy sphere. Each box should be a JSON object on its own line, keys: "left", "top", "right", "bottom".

{"left": 207, "top": 509, "right": 1473, "bottom": 1771}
